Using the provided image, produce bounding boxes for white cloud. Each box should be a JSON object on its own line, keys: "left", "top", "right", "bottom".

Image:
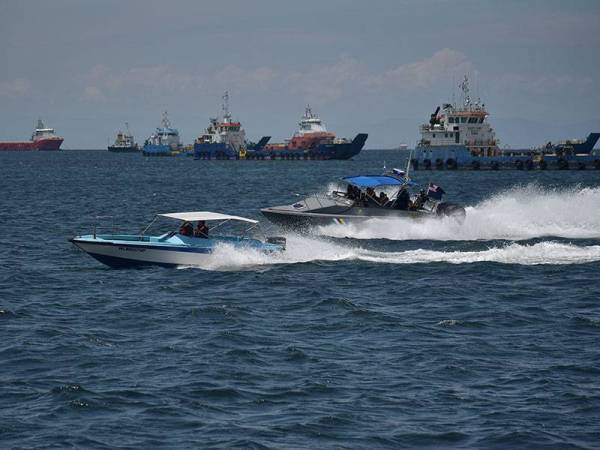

{"left": 82, "top": 86, "right": 107, "bottom": 102}
{"left": 369, "top": 49, "right": 472, "bottom": 91}
{"left": 0, "top": 78, "right": 31, "bottom": 98}
{"left": 79, "top": 50, "right": 473, "bottom": 106}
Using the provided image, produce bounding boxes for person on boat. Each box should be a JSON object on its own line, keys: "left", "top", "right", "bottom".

{"left": 395, "top": 187, "right": 410, "bottom": 210}
{"left": 194, "top": 220, "right": 209, "bottom": 238}
{"left": 410, "top": 189, "right": 428, "bottom": 210}
{"left": 379, "top": 191, "right": 389, "bottom": 206}
{"left": 365, "top": 187, "right": 379, "bottom": 206}
{"left": 346, "top": 184, "right": 355, "bottom": 200}
{"left": 179, "top": 221, "right": 194, "bottom": 236}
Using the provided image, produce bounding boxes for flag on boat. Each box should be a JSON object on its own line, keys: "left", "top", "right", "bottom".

{"left": 427, "top": 183, "right": 445, "bottom": 200}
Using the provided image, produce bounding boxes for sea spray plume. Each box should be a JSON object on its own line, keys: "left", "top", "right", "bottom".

{"left": 317, "top": 184, "right": 600, "bottom": 241}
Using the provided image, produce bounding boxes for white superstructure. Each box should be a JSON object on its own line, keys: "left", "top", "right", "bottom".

{"left": 32, "top": 119, "right": 59, "bottom": 142}
{"left": 195, "top": 91, "right": 246, "bottom": 151}
{"left": 147, "top": 111, "right": 181, "bottom": 149}
{"left": 418, "top": 76, "right": 498, "bottom": 157}
{"left": 295, "top": 106, "right": 329, "bottom": 136}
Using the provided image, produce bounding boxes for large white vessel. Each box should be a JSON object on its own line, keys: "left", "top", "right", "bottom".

{"left": 412, "top": 76, "right": 599, "bottom": 170}
{"left": 415, "top": 76, "right": 499, "bottom": 168}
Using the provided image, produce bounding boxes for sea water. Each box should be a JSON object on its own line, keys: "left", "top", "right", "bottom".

{"left": 1, "top": 150, "right": 599, "bottom": 448}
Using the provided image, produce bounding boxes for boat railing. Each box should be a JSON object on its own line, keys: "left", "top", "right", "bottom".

{"left": 91, "top": 216, "right": 116, "bottom": 238}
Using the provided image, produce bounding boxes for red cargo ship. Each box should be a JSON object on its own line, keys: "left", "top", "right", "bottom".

{"left": 0, "top": 119, "right": 63, "bottom": 151}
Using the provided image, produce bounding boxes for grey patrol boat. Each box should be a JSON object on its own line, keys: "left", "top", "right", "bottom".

{"left": 261, "top": 170, "right": 466, "bottom": 230}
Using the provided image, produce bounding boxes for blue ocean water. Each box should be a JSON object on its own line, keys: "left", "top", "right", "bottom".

{"left": 1, "top": 150, "right": 600, "bottom": 449}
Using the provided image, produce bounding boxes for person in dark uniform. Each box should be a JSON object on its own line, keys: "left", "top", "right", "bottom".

{"left": 379, "top": 191, "right": 389, "bottom": 206}
{"left": 395, "top": 187, "right": 410, "bottom": 210}
{"left": 194, "top": 220, "right": 209, "bottom": 238}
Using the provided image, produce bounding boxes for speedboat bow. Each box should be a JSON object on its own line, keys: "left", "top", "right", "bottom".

{"left": 70, "top": 211, "right": 285, "bottom": 268}
{"left": 261, "top": 174, "right": 466, "bottom": 230}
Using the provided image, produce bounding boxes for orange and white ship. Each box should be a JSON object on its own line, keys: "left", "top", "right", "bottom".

{"left": 0, "top": 119, "right": 63, "bottom": 151}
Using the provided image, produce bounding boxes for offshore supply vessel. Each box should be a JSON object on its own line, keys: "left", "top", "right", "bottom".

{"left": 143, "top": 112, "right": 182, "bottom": 156}
{"left": 194, "top": 92, "right": 267, "bottom": 159}
{"left": 411, "top": 76, "right": 599, "bottom": 170}
{"left": 247, "top": 106, "right": 367, "bottom": 160}
{"left": 108, "top": 123, "right": 139, "bottom": 152}
{"left": 0, "top": 119, "right": 63, "bottom": 151}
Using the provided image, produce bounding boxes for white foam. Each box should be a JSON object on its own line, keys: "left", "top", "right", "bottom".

{"left": 317, "top": 185, "right": 600, "bottom": 241}
{"left": 180, "top": 236, "right": 600, "bottom": 271}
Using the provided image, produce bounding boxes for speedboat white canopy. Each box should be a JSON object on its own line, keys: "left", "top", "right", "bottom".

{"left": 158, "top": 211, "right": 258, "bottom": 224}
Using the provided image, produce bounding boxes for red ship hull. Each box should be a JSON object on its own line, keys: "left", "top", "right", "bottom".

{"left": 0, "top": 137, "right": 63, "bottom": 151}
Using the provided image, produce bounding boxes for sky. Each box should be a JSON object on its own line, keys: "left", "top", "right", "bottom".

{"left": 1, "top": 0, "right": 599, "bottom": 149}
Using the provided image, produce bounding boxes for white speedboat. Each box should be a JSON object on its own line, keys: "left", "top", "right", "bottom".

{"left": 70, "top": 211, "right": 285, "bottom": 268}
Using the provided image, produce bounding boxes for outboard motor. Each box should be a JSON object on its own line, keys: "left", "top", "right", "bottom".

{"left": 266, "top": 236, "right": 287, "bottom": 250}
{"left": 435, "top": 202, "right": 466, "bottom": 222}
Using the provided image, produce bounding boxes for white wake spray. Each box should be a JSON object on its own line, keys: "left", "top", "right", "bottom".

{"left": 181, "top": 235, "right": 600, "bottom": 271}
{"left": 317, "top": 185, "right": 600, "bottom": 241}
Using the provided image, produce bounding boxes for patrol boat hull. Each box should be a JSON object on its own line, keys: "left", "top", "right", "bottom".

{"left": 261, "top": 197, "right": 465, "bottom": 231}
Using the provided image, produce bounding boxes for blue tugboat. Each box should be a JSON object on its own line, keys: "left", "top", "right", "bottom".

{"left": 143, "top": 111, "right": 182, "bottom": 156}
{"left": 412, "top": 76, "right": 599, "bottom": 170}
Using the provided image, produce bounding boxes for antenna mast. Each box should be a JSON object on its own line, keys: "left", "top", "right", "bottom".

{"left": 222, "top": 91, "right": 230, "bottom": 121}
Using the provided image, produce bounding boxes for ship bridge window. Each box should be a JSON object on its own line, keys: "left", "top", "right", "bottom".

{"left": 468, "top": 117, "right": 477, "bottom": 123}
{"left": 461, "top": 117, "right": 467, "bottom": 123}
{"left": 445, "top": 133, "right": 448, "bottom": 138}
{"left": 448, "top": 117, "right": 454, "bottom": 123}
{"left": 479, "top": 117, "right": 484, "bottom": 123}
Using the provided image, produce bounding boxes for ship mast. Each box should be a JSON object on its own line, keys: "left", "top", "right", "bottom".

{"left": 222, "top": 91, "right": 231, "bottom": 123}
{"left": 161, "top": 111, "right": 171, "bottom": 128}
{"left": 459, "top": 75, "right": 471, "bottom": 110}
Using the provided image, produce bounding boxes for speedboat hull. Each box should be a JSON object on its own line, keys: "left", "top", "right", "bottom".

{"left": 261, "top": 199, "right": 466, "bottom": 231}
{"left": 71, "top": 234, "right": 283, "bottom": 268}
{"left": 70, "top": 238, "right": 213, "bottom": 268}
{"left": 261, "top": 206, "right": 434, "bottom": 230}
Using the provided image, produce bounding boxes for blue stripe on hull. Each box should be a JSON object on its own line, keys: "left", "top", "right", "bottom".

{"left": 194, "top": 143, "right": 237, "bottom": 159}
{"left": 86, "top": 252, "right": 176, "bottom": 269}
{"left": 143, "top": 144, "right": 177, "bottom": 156}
